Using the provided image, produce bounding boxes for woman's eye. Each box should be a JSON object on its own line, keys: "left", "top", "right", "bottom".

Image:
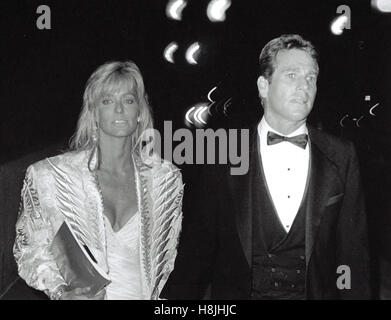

{"left": 125, "top": 99, "right": 134, "bottom": 104}
{"left": 102, "top": 99, "right": 112, "bottom": 105}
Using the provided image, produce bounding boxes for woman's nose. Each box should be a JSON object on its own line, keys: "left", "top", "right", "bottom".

{"left": 114, "top": 101, "right": 124, "bottom": 113}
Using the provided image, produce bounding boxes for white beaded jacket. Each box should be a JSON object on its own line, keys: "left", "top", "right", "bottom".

{"left": 13, "top": 149, "right": 184, "bottom": 299}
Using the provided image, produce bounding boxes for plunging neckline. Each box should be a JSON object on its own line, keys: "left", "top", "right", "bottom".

{"left": 105, "top": 211, "right": 139, "bottom": 234}
{"left": 93, "top": 160, "right": 140, "bottom": 235}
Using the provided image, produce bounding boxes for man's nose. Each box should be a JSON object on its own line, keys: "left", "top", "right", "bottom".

{"left": 297, "top": 76, "right": 309, "bottom": 90}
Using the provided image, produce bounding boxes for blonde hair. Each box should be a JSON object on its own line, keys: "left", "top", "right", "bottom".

{"left": 69, "top": 60, "right": 154, "bottom": 168}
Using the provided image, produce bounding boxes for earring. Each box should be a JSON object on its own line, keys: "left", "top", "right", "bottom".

{"left": 92, "top": 127, "right": 98, "bottom": 143}
{"left": 137, "top": 117, "right": 140, "bottom": 123}
{"left": 260, "top": 97, "right": 265, "bottom": 107}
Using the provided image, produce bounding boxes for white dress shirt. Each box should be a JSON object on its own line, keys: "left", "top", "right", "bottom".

{"left": 258, "top": 117, "right": 310, "bottom": 232}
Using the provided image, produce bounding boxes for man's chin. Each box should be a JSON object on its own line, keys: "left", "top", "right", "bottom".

{"left": 286, "top": 112, "right": 311, "bottom": 123}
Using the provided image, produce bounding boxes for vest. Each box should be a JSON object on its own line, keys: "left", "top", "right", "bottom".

{"left": 250, "top": 153, "right": 308, "bottom": 300}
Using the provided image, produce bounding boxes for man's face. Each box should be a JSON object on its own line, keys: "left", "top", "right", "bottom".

{"left": 258, "top": 48, "right": 318, "bottom": 127}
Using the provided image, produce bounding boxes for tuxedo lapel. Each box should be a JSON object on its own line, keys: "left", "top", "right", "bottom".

{"left": 231, "top": 126, "right": 342, "bottom": 269}
{"left": 230, "top": 128, "right": 259, "bottom": 268}
{"left": 305, "top": 128, "right": 342, "bottom": 265}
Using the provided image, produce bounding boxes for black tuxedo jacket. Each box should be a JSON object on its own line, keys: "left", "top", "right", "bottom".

{"left": 162, "top": 125, "right": 371, "bottom": 299}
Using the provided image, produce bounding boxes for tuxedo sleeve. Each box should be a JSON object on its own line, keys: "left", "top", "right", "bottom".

{"left": 336, "top": 142, "right": 371, "bottom": 299}
{"left": 161, "top": 165, "right": 218, "bottom": 299}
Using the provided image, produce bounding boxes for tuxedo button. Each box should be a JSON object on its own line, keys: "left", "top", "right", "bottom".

{"left": 268, "top": 254, "right": 273, "bottom": 258}
{"left": 271, "top": 268, "right": 276, "bottom": 272}
{"left": 274, "top": 282, "right": 279, "bottom": 287}
{"left": 291, "top": 284, "right": 295, "bottom": 289}
{"left": 300, "top": 255, "right": 305, "bottom": 260}
{"left": 296, "top": 270, "right": 301, "bottom": 274}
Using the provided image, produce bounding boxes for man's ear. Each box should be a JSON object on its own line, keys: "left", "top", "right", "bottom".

{"left": 257, "top": 76, "right": 269, "bottom": 99}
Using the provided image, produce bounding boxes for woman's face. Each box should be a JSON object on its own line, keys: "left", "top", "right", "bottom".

{"left": 96, "top": 84, "right": 140, "bottom": 139}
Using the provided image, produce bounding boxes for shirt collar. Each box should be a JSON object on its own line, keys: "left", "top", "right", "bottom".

{"left": 258, "top": 116, "right": 308, "bottom": 145}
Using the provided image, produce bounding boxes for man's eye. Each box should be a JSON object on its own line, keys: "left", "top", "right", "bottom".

{"left": 287, "top": 73, "right": 296, "bottom": 79}
{"left": 307, "top": 75, "right": 317, "bottom": 82}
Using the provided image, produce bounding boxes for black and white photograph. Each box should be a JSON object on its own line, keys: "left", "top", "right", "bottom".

{"left": 1, "top": 0, "right": 391, "bottom": 308}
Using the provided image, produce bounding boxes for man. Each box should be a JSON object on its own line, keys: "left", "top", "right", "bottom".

{"left": 162, "top": 34, "right": 371, "bottom": 299}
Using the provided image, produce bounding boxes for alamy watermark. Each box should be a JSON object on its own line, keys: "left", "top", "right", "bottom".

{"left": 138, "top": 121, "right": 250, "bottom": 175}
{"left": 36, "top": 5, "right": 51, "bottom": 30}
{"left": 336, "top": 5, "right": 351, "bottom": 30}
{"left": 336, "top": 265, "right": 351, "bottom": 290}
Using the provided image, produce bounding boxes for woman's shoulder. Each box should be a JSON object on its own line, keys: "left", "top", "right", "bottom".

{"left": 150, "top": 154, "right": 182, "bottom": 180}
{"left": 158, "top": 158, "right": 181, "bottom": 176}
{"left": 136, "top": 153, "right": 183, "bottom": 191}
{"left": 28, "top": 150, "right": 89, "bottom": 174}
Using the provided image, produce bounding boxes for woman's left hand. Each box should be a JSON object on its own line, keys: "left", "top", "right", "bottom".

{"left": 60, "top": 286, "right": 106, "bottom": 300}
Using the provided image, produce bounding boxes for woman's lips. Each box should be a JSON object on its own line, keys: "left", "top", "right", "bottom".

{"left": 112, "top": 120, "right": 129, "bottom": 126}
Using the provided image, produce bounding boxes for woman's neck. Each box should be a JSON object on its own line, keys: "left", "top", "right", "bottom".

{"left": 98, "top": 135, "right": 133, "bottom": 175}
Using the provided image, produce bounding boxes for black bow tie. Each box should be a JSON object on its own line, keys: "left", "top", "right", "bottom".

{"left": 267, "top": 131, "right": 308, "bottom": 149}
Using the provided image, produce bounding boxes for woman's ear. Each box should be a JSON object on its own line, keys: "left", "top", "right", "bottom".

{"left": 257, "top": 76, "right": 269, "bottom": 99}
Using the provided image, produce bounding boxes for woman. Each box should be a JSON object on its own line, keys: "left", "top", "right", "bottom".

{"left": 13, "top": 61, "right": 184, "bottom": 300}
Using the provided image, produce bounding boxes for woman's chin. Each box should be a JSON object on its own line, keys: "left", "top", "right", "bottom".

{"left": 101, "top": 126, "right": 137, "bottom": 138}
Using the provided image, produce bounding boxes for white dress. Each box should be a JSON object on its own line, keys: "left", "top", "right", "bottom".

{"left": 104, "top": 212, "right": 143, "bottom": 300}
{"left": 14, "top": 150, "right": 184, "bottom": 299}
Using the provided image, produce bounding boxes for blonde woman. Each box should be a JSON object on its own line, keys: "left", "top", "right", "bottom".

{"left": 13, "top": 61, "right": 183, "bottom": 300}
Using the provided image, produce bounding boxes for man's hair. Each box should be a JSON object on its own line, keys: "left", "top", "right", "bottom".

{"left": 69, "top": 60, "right": 153, "bottom": 152}
{"left": 259, "top": 34, "right": 318, "bottom": 82}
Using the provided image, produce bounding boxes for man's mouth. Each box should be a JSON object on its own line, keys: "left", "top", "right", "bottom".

{"left": 291, "top": 97, "right": 308, "bottom": 104}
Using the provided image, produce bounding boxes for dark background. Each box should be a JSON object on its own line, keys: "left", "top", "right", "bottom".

{"left": 1, "top": 0, "right": 391, "bottom": 298}
{"left": 1, "top": 0, "right": 390, "bottom": 160}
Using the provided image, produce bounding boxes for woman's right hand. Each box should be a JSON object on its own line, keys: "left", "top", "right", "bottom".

{"left": 60, "top": 287, "right": 106, "bottom": 300}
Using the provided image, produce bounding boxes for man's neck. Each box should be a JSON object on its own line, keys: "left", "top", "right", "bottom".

{"left": 264, "top": 115, "right": 306, "bottom": 135}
